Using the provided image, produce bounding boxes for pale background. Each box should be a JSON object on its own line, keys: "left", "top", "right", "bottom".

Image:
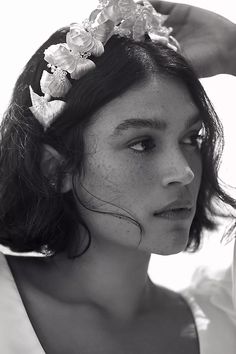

{"left": 0, "top": 0, "right": 236, "bottom": 290}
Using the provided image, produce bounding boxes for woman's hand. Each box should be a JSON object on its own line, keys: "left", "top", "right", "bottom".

{"left": 151, "top": 1, "right": 236, "bottom": 78}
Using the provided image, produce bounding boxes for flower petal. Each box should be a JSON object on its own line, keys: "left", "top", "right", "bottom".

{"left": 118, "top": 0, "right": 137, "bottom": 19}
{"left": 132, "top": 17, "right": 146, "bottom": 41}
{"left": 92, "top": 9, "right": 110, "bottom": 25}
{"left": 89, "top": 8, "right": 102, "bottom": 23}
{"left": 118, "top": 17, "right": 135, "bottom": 31}
{"left": 44, "top": 44, "right": 77, "bottom": 73}
{"left": 29, "top": 87, "right": 66, "bottom": 130}
{"left": 40, "top": 70, "right": 72, "bottom": 98}
{"left": 168, "top": 35, "right": 181, "bottom": 52}
{"left": 66, "top": 24, "right": 93, "bottom": 53}
{"left": 148, "top": 32, "right": 169, "bottom": 45}
{"left": 96, "top": 2, "right": 122, "bottom": 25}
{"left": 90, "top": 38, "right": 104, "bottom": 57}
{"left": 70, "top": 58, "right": 96, "bottom": 80}
{"left": 93, "top": 20, "right": 114, "bottom": 45}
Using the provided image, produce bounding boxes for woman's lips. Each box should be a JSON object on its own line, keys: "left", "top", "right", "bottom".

{"left": 153, "top": 198, "right": 194, "bottom": 220}
{"left": 153, "top": 207, "right": 193, "bottom": 220}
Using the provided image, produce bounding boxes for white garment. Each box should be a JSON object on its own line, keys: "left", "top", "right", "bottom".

{"left": 0, "top": 250, "right": 236, "bottom": 353}
{"left": 233, "top": 240, "right": 236, "bottom": 309}
{"left": 182, "top": 266, "right": 236, "bottom": 354}
{"left": 0, "top": 252, "right": 45, "bottom": 354}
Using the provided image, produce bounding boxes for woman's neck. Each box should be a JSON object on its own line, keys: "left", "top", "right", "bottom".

{"left": 45, "top": 239, "right": 153, "bottom": 320}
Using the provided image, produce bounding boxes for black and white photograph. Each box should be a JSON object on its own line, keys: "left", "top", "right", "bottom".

{"left": 0, "top": 1, "right": 236, "bottom": 353}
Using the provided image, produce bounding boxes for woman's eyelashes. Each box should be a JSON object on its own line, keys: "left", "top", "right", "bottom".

{"left": 128, "top": 137, "right": 156, "bottom": 154}
{"left": 181, "top": 129, "right": 205, "bottom": 149}
{"left": 127, "top": 129, "right": 204, "bottom": 155}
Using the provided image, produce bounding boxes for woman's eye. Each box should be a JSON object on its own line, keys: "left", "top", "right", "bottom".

{"left": 128, "top": 138, "right": 156, "bottom": 153}
{"left": 182, "top": 133, "right": 204, "bottom": 148}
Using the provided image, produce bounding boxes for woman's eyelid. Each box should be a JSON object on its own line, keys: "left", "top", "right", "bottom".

{"left": 125, "top": 123, "right": 204, "bottom": 149}
{"left": 182, "top": 124, "right": 204, "bottom": 139}
{"left": 180, "top": 128, "right": 204, "bottom": 150}
{"left": 128, "top": 136, "right": 156, "bottom": 152}
{"left": 127, "top": 134, "right": 156, "bottom": 146}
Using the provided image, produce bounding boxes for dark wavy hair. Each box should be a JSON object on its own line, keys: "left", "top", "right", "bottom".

{"left": 0, "top": 28, "right": 235, "bottom": 258}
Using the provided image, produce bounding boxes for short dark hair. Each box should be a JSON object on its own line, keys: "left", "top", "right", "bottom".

{"left": 0, "top": 28, "right": 235, "bottom": 258}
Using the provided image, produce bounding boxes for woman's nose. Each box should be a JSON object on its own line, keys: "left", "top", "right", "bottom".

{"left": 161, "top": 156, "right": 195, "bottom": 187}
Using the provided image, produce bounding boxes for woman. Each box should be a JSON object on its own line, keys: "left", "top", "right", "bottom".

{"left": 0, "top": 1, "right": 235, "bottom": 353}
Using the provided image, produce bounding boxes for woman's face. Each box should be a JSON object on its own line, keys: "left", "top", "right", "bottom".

{"left": 74, "top": 76, "right": 203, "bottom": 255}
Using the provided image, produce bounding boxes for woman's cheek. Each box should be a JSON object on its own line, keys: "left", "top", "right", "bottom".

{"left": 79, "top": 152, "right": 155, "bottom": 215}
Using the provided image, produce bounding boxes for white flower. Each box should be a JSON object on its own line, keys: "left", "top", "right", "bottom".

{"left": 66, "top": 23, "right": 104, "bottom": 56}
{"left": 44, "top": 43, "right": 96, "bottom": 80}
{"left": 29, "top": 87, "right": 66, "bottom": 130}
{"left": 40, "top": 69, "right": 72, "bottom": 98}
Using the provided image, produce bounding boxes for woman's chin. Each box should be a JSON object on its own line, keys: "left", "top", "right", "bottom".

{"left": 153, "top": 246, "right": 185, "bottom": 256}
{"left": 142, "top": 228, "right": 190, "bottom": 255}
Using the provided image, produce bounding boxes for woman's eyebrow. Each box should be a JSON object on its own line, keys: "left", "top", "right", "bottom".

{"left": 111, "top": 114, "right": 202, "bottom": 137}
{"left": 111, "top": 118, "right": 167, "bottom": 137}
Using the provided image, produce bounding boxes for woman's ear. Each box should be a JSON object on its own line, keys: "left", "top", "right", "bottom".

{"left": 41, "top": 144, "right": 72, "bottom": 193}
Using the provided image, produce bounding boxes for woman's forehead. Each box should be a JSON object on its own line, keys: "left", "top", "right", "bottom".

{"left": 91, "top": 77, "right": 201, "bottom": 133}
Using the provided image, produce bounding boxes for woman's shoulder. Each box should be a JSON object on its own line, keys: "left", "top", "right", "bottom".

{"left": 182, "top": 267, "right": 236, "bottom": 354}
{"left": 0, "top": 250, "right": 45, "bottom": 353}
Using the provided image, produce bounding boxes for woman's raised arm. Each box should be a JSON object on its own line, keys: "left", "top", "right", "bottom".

{"left": 151, "top": 0, "right": 236, "bottom": 77}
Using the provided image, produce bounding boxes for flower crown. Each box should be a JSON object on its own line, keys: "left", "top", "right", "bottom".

{"left": 29, "top": 0, "right": 180, "bottom": 130}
